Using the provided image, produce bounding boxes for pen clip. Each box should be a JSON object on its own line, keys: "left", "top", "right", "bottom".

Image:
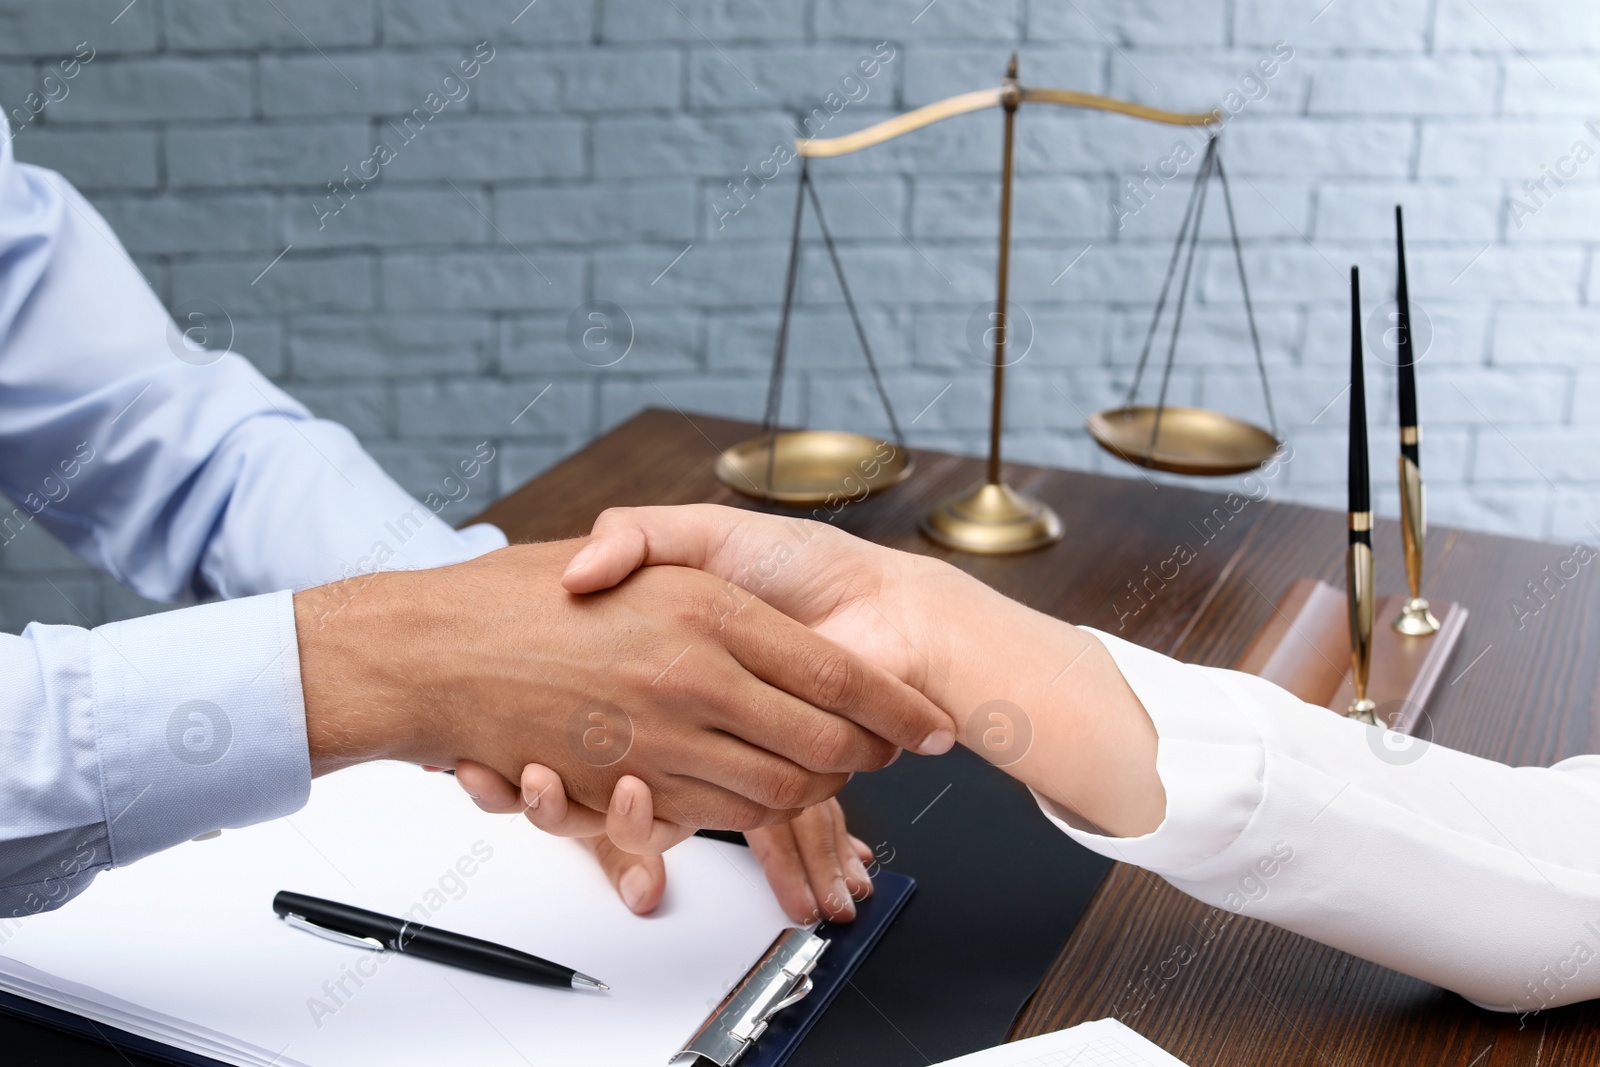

{"left": 281, "top": 912, "right": 386, "bottom": 952}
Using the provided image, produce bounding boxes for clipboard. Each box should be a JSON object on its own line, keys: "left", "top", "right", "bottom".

{"left": 0, "top": 870, "right": 916, "bottom": 1067}
{"left": 677, "top": 869, "right": 915, "bottom": 1067}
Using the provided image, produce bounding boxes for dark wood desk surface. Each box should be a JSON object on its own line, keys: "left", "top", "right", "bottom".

{"left": 477, "top": 408, "right": 1600, "bottom": 1066}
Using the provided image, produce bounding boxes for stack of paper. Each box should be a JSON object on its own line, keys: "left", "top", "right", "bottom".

{"left": 932, "top": 1018, "right": 1191, "bottom": 1067}
{"left": 0, "top": 761, "right": 793, "bottom": 1067}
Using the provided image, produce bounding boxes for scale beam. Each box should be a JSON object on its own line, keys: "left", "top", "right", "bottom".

{"left": 794, "top": 85, "right": 1217, "bottom": 158}
{"left": 1019, "top": 88, "right": 1219, "bottom": 127}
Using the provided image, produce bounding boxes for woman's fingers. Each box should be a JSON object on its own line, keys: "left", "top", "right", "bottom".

{"left": 463, "top": 760, "right": 875, "bottom": 926}
{"left": 561, "top": 505, "right": 720, "bottom": 594}
{"left": 452, "top": 759, "right": 522, "bottom": 813}
{"left": 744, "top": 819, "right": 817, "bottom": 924}
{"left": 746, "top": 801, "right": 873, "bottom": 924}
{"left": 838, "top": 819, "right": 874, "bottom": 901}
{"left": 788, "top": 801, "right": 858, "bottom": 922}
{"left": 582, "top": 834, "right": 668, "bottom": 915}
{"left": 517, "top": 764, "right": 608, "bottom": 838}
{"left": 457, "top": 764, "right": 668, "bottom": 914}
{"left": 606, "top": 776, "right": 698, "bottom": 855}
{"left": 850, "top": 834, "right": 873, "bottom": 866}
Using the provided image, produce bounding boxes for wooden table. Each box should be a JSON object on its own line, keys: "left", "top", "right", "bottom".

{"left": 476, "top": 408, "right": 1600, "bottom": 1066}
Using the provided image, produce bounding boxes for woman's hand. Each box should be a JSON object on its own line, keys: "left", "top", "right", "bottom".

{"left": 562, "top": 505, "right": 958, "bottom": 698}
{"left": 451, "top": 760, "right": 872, "bottom": 922}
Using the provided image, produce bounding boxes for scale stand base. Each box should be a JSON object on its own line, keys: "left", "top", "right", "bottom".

{"left": 920, "top": 482, "right": 1062, "bottom": 555}
{"left": 1234, "top": 578, "right": 1468, "bottom": 735}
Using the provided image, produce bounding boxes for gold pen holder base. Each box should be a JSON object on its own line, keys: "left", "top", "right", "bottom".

{"left": 1393, "top": 596, "right": 1442, "bottom": 637}
{"left": 1347, "top": 697, "right": 1379, "bottom": 725}
{"left": 921, "top": 481, "right": 1062, "bottom": 555}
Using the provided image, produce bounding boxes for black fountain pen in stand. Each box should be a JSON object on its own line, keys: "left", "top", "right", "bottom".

{"left": 1392, "top": 205, "right": 1441, "bottom": 636}
{"left": 1347, "top": 266, "right": 1378, "bottom": 725}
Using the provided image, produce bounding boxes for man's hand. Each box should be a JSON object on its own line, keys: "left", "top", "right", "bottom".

{"left": 452, "top": 761, "right": 873, "bottom": 923}
{"left": 293, "top": 539, "right": 955, "bottom": 832}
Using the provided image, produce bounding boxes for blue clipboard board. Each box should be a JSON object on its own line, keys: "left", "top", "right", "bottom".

{"left": 0, "top": 870, "right": 915, "bottom": 1067}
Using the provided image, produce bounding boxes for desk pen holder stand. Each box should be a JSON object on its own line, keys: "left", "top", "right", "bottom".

{"left": 1235, "top": 578, "right": 1467, "bottom": 734}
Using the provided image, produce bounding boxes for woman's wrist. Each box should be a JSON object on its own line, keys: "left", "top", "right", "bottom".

{"left": 903, "top": 557, "right": 1166, "bottom": 838}
{"left": 898, "top": 556, "right": 1061, "bottom": 716}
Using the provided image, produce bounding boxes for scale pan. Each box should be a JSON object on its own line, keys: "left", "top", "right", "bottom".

{"left": 715, "top": 430, "right": 913, "bottom": 505}
{"left": 1088, "top": 406, "right": 1279, "bottom": 476}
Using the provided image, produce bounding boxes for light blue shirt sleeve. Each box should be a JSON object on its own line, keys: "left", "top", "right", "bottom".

{"left": 0, "top": 121, "right": 508, "bottom": 917}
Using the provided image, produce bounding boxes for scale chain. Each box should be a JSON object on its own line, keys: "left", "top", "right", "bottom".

{"left": 1124, "top": 137, "right": 1216, "bottom": 409}
{"left": 760, "top": 158, "right": 812, "bottom": 490}
{"left": 1121, "top": 134, "right": 1277, "bottom": 457}
{"left": 761, "top": 156, "right": 908, "bottom": 478}
{"left": 1214, "top": 153, "right": 1278, "bottom": 439}
{"left": 1148, "top": 136, "right": 1220, "bottom": 452}
{"left": 803, "top": 176, "right": 906, "bottom": 448}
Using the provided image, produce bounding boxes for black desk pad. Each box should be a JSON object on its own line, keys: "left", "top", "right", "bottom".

{"left": 1, "top": 747, "right": 1111, "bottom": 1066}
{"left": 790, "top": 745, "right": 1111, "bottom": 1066}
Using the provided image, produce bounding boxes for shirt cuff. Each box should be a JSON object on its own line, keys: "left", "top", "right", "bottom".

{"left": 1031, "top": 628, "right": 1267, "bottom": 877}
{"left": 90, "top": 591, "right": 310, "bottom": 868}
{"left": 455, "top": 522, "right": 509, "bottom": 557}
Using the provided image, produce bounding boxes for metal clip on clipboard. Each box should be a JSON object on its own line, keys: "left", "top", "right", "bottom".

{"left": 672, "top": 928, "right": 828, "bottom": 1066}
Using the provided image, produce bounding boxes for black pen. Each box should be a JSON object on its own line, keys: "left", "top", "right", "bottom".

{"left": 1346, "top": 265, "right": 1377, "bottom": 724}
{"left": 273, "top": 890, "right": 608, "bottom": 991}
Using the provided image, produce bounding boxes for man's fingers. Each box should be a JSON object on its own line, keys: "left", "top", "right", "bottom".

{"left": 518, "top": 764, "right": 608, "bottom": 838}
{"left": 722, "top": 598, "right": 955, "bottom": 759}
{"left": 583, "top": 834, "right": 668, "bottom": 915}
{"left": 745, "top": 820, "right": 819, "bottom": 924}
{"left": 453, "top": 760, "right": 523, "bottom": 813}
{"left": 605, "top": 776, "right": 696, "bottom": 855}
{"left": 653, "top": 716, "right": 851, "bottom": 812}
{"left": 701, "top": 661, "right": 899, "bottom": 777}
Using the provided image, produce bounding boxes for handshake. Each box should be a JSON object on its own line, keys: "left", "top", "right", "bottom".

{"left": 294, "top": 506, "right": 1164, "bottom": 926}
{"left": 294, "top": 505, "right": 959, "bottom": 926}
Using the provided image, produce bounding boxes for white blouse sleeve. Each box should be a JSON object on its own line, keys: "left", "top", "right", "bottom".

{"left": 1035, "top": 629, "right": 1600, "bottom": 1015}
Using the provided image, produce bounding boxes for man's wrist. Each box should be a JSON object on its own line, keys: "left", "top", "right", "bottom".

{"left": 295, "top": 572, "right": 431, "bottom": 776}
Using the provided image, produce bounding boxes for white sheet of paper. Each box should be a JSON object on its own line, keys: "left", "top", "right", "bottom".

{"left": 929, "top": 1018, "right": 1191, "bottom": 1067}
{"left": 0, "top": 761, "right": 794, "bottom": 1067}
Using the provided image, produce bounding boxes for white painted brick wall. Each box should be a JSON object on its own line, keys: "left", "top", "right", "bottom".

{"left": 0, "top": 0, "right": 1596, "bottom": 631}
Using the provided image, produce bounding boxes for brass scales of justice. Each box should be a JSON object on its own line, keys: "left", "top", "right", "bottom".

{"left": 713, "top": 54, "right": 1285, "bottom": 554}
